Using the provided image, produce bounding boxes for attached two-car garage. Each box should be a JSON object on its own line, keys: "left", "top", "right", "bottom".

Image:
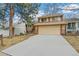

{"left": 34, "top": 22, "right": 67, "bottom": 35}
{"left": 38, "top": 25, "right": 61, "bottom": 35}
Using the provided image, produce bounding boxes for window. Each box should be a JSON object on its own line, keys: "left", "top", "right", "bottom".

{"left": 56, "top": 17, "right": 61, "bottom": 21}
{"left": 41, "top": 19, "right": 44, "bottom": 22}
{"left": 52, "top": 17, "right": 55, "bottom": 22}
{"left": 72, "top": 23, "right": 75, "bottom": 29}
{"left": 67, "top": 23, "right": 71, "bottom": 29}
{"left": 41, "top": 18, "right": 46, "bottom": 22}
{"left": 52, "top": 17, "right": 61, "bottom": 21}
{"left": 48, "top": 18, "right": 50, "bottom": 22}
{"left": 67, "top": 23, "right": 75, "bottom": 29}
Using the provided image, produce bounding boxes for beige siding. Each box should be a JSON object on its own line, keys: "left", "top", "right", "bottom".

{"left": 34, "top": 26, "right": 38, "bottom": 34}
{"left": 38, "top": 25, "right": 60, "bottom": 35}
{"left": 61, "top": 25, "right": 66, "bottom": 35}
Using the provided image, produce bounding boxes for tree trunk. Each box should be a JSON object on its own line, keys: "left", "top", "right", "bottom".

{"left": 9, "top": 4, "right": 14, "bottom": 37}
{"left": 25, "top": 24, "right": 28, "bottom": 33}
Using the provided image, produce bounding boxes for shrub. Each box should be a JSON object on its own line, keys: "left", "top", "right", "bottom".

{"left": 20, "top": 33, "right": 24, "bottom": 35}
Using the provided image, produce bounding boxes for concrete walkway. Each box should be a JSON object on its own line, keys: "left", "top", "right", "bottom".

{"left": 2, "top": 35, "right": 79, "bottom": 56}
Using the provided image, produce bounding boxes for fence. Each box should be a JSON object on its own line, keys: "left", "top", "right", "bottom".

{"left": 0, "top": 34, "right": 4, "bottom": 46}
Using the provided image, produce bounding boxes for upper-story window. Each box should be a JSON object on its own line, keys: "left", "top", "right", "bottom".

{"left": 38, "top": 15, "right": 62, "bottom": 23}
{"left": 51, "top": 17, "right": 61, "bottom": 22}
{"left": 55, "top": 17, "right": 61, "bottom": 21}
{"left": 48, "top": 17, "right": 50, "bottom": 22}
{"left": 41, "top": 18, "right": 46, "bottom": 22}
{"left": 41, "top": 19, "right": 44, "bottom": 22}
{"left": 52, "top": 17, "right": 56, "bottom": 22}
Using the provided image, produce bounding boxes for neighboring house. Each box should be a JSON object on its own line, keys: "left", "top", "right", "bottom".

{"left": 14, "top": 22, "right": 26, "bottom": 35}
{"left": 66, "top": 18, "right": 79, "bottom": 33}
{"left": 34, "top": 14, "right": 67, "bottom": 35}
{"left": 0, "top": 22, "right": 26, "bottom": 37}
{"left": 0, "top": 23, "right": 9, "bottom": 37}
{"left": 0, "top": 29, "right": 9, "bottom": 37}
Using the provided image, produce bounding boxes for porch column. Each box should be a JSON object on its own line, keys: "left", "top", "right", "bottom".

{"left": 39, "top": 18, "right": 42, "bottom": 22}
{"left": 65, "top": 24, "right": 66, "bottom": 35}
{"left": 50, "top": 18, "right": 52, "bottom": 22}
{"left": 75, "top": 22, "right": 78, "bottom": 31}
{"left": 38, "top": 18, "right": 40, "bottom": 22}
{"left": 46, "top": 18, "right": 49, "bottom": 22}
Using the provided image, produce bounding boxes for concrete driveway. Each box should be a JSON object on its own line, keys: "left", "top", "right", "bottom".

{"left": 2, "top": 35, "right": 78, "bottom": 56}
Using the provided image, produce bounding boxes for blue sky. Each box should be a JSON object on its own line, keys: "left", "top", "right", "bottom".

{"left": 38, "top": 3, "right": 79, "bottom": 18}
{"left": 1, "top": 3, "right": 79, "bottom": 24}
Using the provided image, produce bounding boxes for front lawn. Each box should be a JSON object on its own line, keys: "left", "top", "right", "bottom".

{"left": 64, "top": 35, "right": 79, "bottom": 53}
{"left": 0, "top": 34, "right": 34, "bottom": 51}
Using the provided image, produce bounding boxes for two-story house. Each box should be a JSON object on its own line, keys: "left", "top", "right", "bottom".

{"left": 34, "top": 14, "right": 67, "bottom": 35}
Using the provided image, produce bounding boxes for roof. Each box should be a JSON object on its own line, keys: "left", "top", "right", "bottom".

{"left": 38, "top": 14, "right": 63, "bottom": 19}
{"left": 65, "top": 18, "right": 79, "bottom": 23}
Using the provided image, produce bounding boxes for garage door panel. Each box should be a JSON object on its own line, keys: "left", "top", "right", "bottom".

{"left": 38, "top": 25, "right": 60, "bottom": 35}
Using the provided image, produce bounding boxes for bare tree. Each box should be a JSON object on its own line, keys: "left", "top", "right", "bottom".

{"left": 44, "top": 3, "right": 59, "bottom": 15}
{"left": 9, "top": 4, "right": 14, "bottom": 37}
